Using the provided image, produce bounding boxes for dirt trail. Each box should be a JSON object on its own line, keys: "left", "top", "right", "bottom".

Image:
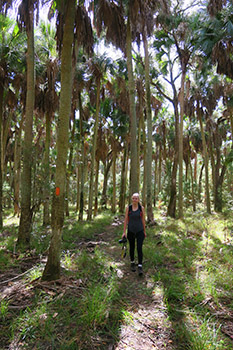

{"left": 99, "top": 217, "right": 175, "bottom": 350}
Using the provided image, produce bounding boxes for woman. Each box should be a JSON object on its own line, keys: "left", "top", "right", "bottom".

{"left": 122, "top": 193, "right": 146, "bottom": 275}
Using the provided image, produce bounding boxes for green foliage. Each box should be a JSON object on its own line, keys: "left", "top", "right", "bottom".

{"left": 1, "top": 209, "right": 233, "bottom": 349}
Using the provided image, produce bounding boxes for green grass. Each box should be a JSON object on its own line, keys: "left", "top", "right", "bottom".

{"left": 1, "top": 208, "right": 233, "bottom": 349}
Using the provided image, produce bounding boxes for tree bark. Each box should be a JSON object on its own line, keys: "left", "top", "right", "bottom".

{"left": 17, "top": 11, "right": 35, "bottom": 249}
{"left": 43, "top": 112, "right": 51, "bottom": 226}
{"left": 0, "top": 82, "right": 3, "bottom": 228}
{"left": 94, "top": 159, "right": 100, "bottom": 216}
{"left": 87, "top": 76, "right": 101, "bottom": 220}
{"left": 197, "top": 102, "right": 211, "bottom": 214}
{"left": 178, "top": 69, "right": 185, "bottom": 219}
{"left": 65, "top": 110, "right": 75, "bottom": 217}
{"left": 13, "top": 117, "right": 23, "bottom": 217}
{"left": 119, "top": 139, "right": 128, "bottom": 213}
{"left": 143, "top": 31, "right": 154, "bottom": 223}
{"left": 126, "top": 15, "right": 138, "bottom": 195}
{"left": 42, "top": 0, "right": 75, "bottom": 281}
{"left": 111, "top": 149, "right": 116, "bottom": 213}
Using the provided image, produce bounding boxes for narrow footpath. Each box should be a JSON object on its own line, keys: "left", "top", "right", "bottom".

{"left": 98, "top": 216, "right": 175, "bottom": 350}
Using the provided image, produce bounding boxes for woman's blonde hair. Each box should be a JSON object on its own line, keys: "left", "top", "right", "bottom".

{"left": 132, "top": 193, "right": 140, "bottom": 199}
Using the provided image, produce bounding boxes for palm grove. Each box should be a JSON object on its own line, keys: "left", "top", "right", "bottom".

{"left": 1, "top": 0, "right": 233, "bottom": 280}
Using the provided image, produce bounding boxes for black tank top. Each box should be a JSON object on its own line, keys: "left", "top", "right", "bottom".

{"left": 128, "top": 205, "right": 144, "bottom": 233}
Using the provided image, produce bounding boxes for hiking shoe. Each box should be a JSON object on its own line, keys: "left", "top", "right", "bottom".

{"left": 131, "top": 262, "right": 136, "bottom": 272}
{"left": 138, "top": 266, "right": 143, "bottom": 276}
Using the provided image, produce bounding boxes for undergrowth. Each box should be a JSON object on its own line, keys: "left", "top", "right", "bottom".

{"left": 0, "top": 208, "right": 233, "bottom": 349}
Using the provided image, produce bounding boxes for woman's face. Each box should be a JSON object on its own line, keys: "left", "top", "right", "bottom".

{"left": 132, "top": 195, "right": 139, "bottom": 202}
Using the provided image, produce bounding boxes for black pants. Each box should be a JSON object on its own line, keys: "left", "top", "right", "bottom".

{"left": 127, "top": 230, "right": 144, "bottom": 265}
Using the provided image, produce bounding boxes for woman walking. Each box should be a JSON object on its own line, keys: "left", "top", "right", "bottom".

{"left": 122, "top": 193, "right": 146, "bottom": 275}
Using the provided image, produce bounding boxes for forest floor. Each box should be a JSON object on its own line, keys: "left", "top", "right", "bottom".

{"left": 0, "top": 208, "right": 233, "bottom": 349}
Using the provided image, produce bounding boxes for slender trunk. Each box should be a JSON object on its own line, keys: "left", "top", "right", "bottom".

{"left": 214, "top": 124, "right": 223, "bottom": 212}
{"left": 119, "top": 139, "right": 128, "bottom": 213}
{"left": 197, "top": 102, "right": 211, "bottom": 214}
{"left": 142, "top": 113, "right": 146, "bottom": 207}
{"left": 190, "top": 160, "right": 196, "bottom": 212}
{"left": 43, "top": 112, "right": 51, "bottom": 226}
{"left": 143, "top": 31, "right": 153, "bottom": 222}
{"left": 178, "top": 69, "right": 185, "bottom": 219}
{"left": 78, "top": 92, "right": 85, "bottom": 220}
{"left": 111, "top": 150, "right": 116, "bottom": 213}
{"left": 198, "top": 163, "right": 204, "bottom": 201}
{"left": 154, "top": 150, "right": 158, "bottom": 207}
{"left": 65, "top": 110, "right": 75, "bottom": 216}
{"left": 137, "top": 93, "right": 142, "bottom": 190}
{"left": 17, "top": 14, "right": 35, "bottom": 249}
{"left": 158, "top": 144, "right": 162, "bottom": 193}
{"left": 87, "top": 77, "right": 101, "bottom": 220}
{"left": 101, "top": 158, "right": 113, "bottom": 209}
{"left": 0, "top": 83, "right": 3, "bottom": 228}
{"left": 94, "top": 159, "right": 99, "bottom": 216}
{"left": 126, "top": 15, "right": 138, "bottom": 195}
{"left": 42, "top": 0, "right": 75, "bottom": 281}
{"left": 14, "top": 117, "right": 23, "bottom": 217}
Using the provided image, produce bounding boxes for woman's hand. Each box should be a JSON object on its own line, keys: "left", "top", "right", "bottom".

{"left": 122, "top": 233, "right": 126, "bottom": 238}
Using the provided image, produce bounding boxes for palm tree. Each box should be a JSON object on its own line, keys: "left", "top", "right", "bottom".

{"left": 87, "top": 54, "right": 112, "bottom": 220}
{"left": 17, "top": 0, "right": 38, "bottom": 250}
{"left": 42, "top": 0, "right": 76, "bottom": 281}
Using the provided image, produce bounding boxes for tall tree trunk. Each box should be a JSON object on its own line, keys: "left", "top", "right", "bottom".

{"left": 143, "top": 31, "right": 153, "bottom": 223}
{"left": 126, "top": 15, "right": 138, "bottom": 195}
{"left": 137, "top": 91, "right": 142, "bottom": 191}
{"left": 154, "top": 150, "right": 158, "bottom": 207}
{"left": 0, "top": 82, "right": 3, "bottom": 228}
{"left": 101, "top": 158, "right": 113, "bottom": 209}
{"left": 158, "top": 144, "right": 162, "bottom": 194}
{"left": 14, "top": 117, "right": 23, "bottom": 217}
{"left": 65, "top": 110, "right": 75, "bottom": 217}
{"left": 94, "top": 159, "right": 99, "bottom": 216}
{"left": 197, "top": 102, "right": 211, "bottom": 214}
{"left": 87, "top": 76, "right": 101, "bottom": 220}
{"left": 43, "top": 112, "right": 51, "bottom": 226}
{"left": 17, "top": 12, "right": 35, "bottom": 249}
{"left": 78, "top": 92, "right": 85, "bottom": 220}
{"left": 119, "top": 139, "right": 128, "bottom": 213}
{"left": 111, "top": 149, "right": 116, "bottom": 213}
{"left": 214, "top": 123, "right": 226, "bottom": 212}
{"left": 42, "top": 0, "right": 75, "bottom": 281}
{"left": 198, "top": 163, "right": 204, "bottom": 201}
{"left": 178, "top": 69, "right": 185, "bottom": 219}
{"left": 142, "top": 114, "right": 147, "bottom": 207}
{"left": 190, "top": 160, "right": 196, "bottom": 212}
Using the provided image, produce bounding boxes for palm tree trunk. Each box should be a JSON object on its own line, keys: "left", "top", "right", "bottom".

{"left": 78, "top": 92, "right": 85, "bottom": 220}
{"left": 178, "top": 69, "right": 185, "bottom": 219}
{"left": 111, "top": 149, "right": 116, "bottom": 213}
{"left": 101, "top": 158, "right": 113, "bottom": 209}
{"left": 17, "top": 13, "right": 35, "bottom": 249}
{"left": 154, "top": 150, "right": 158, "bottom": 207}
{"left": 94, "top": 159, "right": 100, "bottom": 216}
{"left": 0, "top": 83, "right": 3, "bottom": 228}
{"left": 143, "top": 31, "right": 153, "bottom": 223}
{"left": 43, "top": 112, "right": 51, "bottom": 226}
{"left": 126, "top": 15, "right": 138, "bottom": 195}
{"left": 197, "top": 102, "right": 211, "bottom": 214}
{"left": 142, "top": 113, "right": 147, "bottom": 207}
{"left": 14, "top": 117, "right": 23, "bottom": 217}
{"left": 87, "top": 76, "right": 101, "bottom": 220}
{"left": 42, "top": 0, "right": 75, "bottom": 281}
{"left": 65, "top": 110, "right": 75, "bottom": 217}
{"left": 119, "top": 139, "right": 128, "bottom": 213}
